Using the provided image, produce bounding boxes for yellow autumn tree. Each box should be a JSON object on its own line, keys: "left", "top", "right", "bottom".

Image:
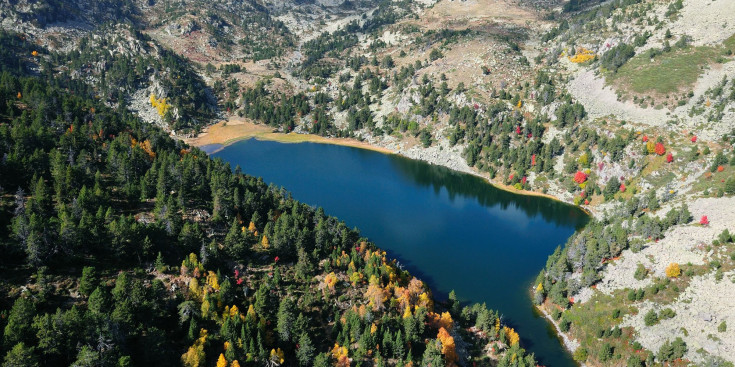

{"left": 437, "top": 327, "right": 458, "bottom": 364}
{"left": 207, "top": 271, "right": 220, "bottom": 291}
{"left": 439, "top": 312, "right": 453, "bottom": 330}
{"left": 229, "top": 305, "right": 240, "bottom": 318}
{"left": 403, "top": 305, "right": 412, "bottom": 319}
{"left": 503, "top": 326, "right": 520, "bottom": 346}
{"left": 201, "top": 294, "right": 211, "bottom": 318}
{"left": 248, "top": 221, "right": 257, "bottom": 233}
{"left": 270, "top": 348, "right": 285, "bottom": 364}
{"left": 149, "top": 93, "right": 172, "bottom": 118}
{"left": 349, "top": 271, "right": 363, "bottom": 285}
{"left": 331, "top": 343, "right": 349, "bottom": 366}
{"left": 182, "top": 329, "right": 208, "bottom": 367}
{"left": 217, "top": 353, "right": 228, "bottom": 367}
{"left": 230, "top": 361, "right": 240, "bottom": 367}
{"left": 665, "top": 263, "right": 681, "bottom": 278}
{"left": 365, "top": 277, "right": 389, "bottom": 311}
{"left": 246, "top": 304, "right": 256, "bottom": 321}
{"left": 189, "top": 278, "right": 201, "bottom": 299}
{"left": 182, "top": 344, "right": 205, "bottom": 367}
{"left": 324, "top": 272, "right": 338, "bottom": 292}
{"left": 261, "top": 235, "right": 269, "bottom": 249}
{"left": 418, "top": 292, "right": 433, "bottom": 311}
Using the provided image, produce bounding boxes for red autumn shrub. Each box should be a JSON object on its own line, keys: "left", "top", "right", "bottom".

{"left": 573, "top": 171, "right": 588, "bottom": 184}
{"left": 655, "top": 142, "right": 666, "bottom": 156}
{"left": 700, "top": 215, "right": 709, "bottom": 226}
{"left": 666, "top": 153, "right": 673, "bottom": 163}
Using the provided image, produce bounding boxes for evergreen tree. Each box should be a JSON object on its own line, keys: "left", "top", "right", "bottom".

{"left": 3, "top": 342, "right": 39, "bottom": 367}
{"left": 78, "top": 266, "right": 97, "bottom": 297}
{"left": 296, "top": 333, "right": 315, "bottom": 366}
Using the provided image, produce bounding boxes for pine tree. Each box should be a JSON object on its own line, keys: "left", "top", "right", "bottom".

{"left": 421, "top": 339, "right": 444, "bottom": 367}
{"left": 78, "top": 266, "right": 97, "bottom": 297}
{"left": 296, "top": 333, "right": 315, "bottom": 366}
{"left": 277, "top": 297, "right": 296, "bottom": 342}
{"left": 3, "top": 296, "right": 35, "bottom": 349}
{"left": 3, "top": 342, "right": 39, "bottom": 367}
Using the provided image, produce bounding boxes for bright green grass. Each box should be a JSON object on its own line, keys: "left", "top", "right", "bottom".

{"left": 609, "top": 33, "right": 735, "bottom": 96}
{"left": 610, "top": 46, "right": 721, "bottom": 95}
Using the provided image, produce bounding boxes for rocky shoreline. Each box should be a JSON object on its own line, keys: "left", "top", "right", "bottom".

{"left": 537, "top": 305, "right": 584, "bottom": 366}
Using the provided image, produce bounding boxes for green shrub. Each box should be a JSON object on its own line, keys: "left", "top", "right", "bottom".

{"left": 559, "top": 318, "right": 571, "bottom": 332}
{"left": 644, "top": 309, "right": 659, "bottom": 326}
{"left": 573, "top": 347, "right": 588, "bottom": 362}
{"left": 657, "top": 337, "right": 687, "bottom": 361}
{"left": 634, "top": 263, "right": 648, "bottom": 280}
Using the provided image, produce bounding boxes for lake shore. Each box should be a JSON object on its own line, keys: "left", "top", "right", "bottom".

{"left": 184, "top": 117, "right": 393, "bottom": 154}
{"left": 184, "top": 117, "right": 591, "bottom": 216}
{"left": 536, "top": 303, "right": 585, "bottom": 366}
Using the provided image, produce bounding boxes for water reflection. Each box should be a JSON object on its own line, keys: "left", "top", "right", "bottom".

{"left": 389, "top": 155, "right": 588, "bottom": 229}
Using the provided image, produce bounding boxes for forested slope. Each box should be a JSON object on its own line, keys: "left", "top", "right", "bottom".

{"left": 0, "top": 32, "right": 535, "bottom": 367}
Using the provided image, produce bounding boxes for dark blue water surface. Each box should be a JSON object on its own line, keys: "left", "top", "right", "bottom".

{"left": 213, "top": 139, "right": 588, "bottom": 366}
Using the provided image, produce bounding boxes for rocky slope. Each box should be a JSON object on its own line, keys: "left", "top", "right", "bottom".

{"left": 3, "top": 0, "right": 735, "bottom": 365}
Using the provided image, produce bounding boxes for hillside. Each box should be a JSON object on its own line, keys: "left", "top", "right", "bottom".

{"left": 1, "top": 0, "right": 735, "bottom": 366}
{"left": 0, "top": 2, "right": 537, "bottom": 367}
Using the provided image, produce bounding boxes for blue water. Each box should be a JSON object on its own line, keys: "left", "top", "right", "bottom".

{"left": 213, "top": 139, "right": 588, "bottom": 366}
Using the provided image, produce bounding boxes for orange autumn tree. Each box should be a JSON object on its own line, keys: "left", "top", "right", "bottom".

{"left": 437, "top": 327, "right": 458, "bottom": 365}
{"left": 655, "top": 142, "right": 666, "bottom": 156}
